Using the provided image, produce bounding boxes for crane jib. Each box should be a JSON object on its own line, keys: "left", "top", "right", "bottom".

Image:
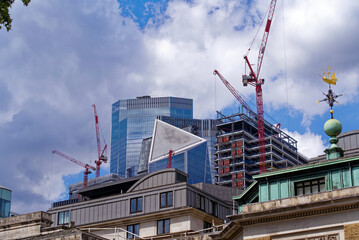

{"left": 265, "top": 19, "right": 272, "bottom": 32}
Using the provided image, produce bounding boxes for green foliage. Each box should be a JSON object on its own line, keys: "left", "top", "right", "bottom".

{"left": 0, "top": 0, "right": 30, "bottom": 31}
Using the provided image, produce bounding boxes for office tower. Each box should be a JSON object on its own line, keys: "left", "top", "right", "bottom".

{"left": 111, "top": 96, "right": 193, "bottom": 177}
{"left": 215, "top": 112, "right": 308, "bottom": 189}
{"left": 148, "top": 120, "right": 212, "bottom": 184}
{"left": 157, "top": 116, "right": 217, "bottom": 182}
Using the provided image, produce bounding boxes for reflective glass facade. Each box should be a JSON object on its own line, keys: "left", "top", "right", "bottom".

{"left": 0, "top": 186, "right": 11, "bottom": 219}
{"left": 111, "top": 97, "right": 193, "bottom": 177}
{"left": 148, "top": 142, "right": 211, "bottom": 184}
{"left": 158, "top": 116, "right": 217, "bottom": 182}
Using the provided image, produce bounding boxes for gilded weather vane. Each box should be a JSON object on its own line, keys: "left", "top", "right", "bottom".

{"left": 317, "top": 67, "right": 344, "bottom": 119}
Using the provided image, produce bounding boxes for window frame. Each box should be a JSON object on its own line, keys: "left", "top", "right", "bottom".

{"left": 196, "top": 194, "right": 205, "bottom": 211}
{"left": 127, "top": 224, "right": 139, "bottom": 239}
{"left": 209, "top": 200, "right": 218, "bottom": 217}
{"left": 160, "top": 191, "right": 173, "bottom": 208}
{"left": 130, "top": 197, "right": 143, "bottom": 213}
{"left": 157, "top": 219, "right": 170, "bottom": 235}
{"left": 295, "top": 177, "right": 325, "bottom": 196}
{"left": 203, "top": 221, "right": 212, "bottom": 233}
{"left": 58, "top": 210, "right": 69, "bottom": 225}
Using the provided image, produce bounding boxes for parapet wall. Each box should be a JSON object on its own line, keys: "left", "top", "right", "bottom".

{"left": 0, "top": 211, "right": 52, "bottom": 240}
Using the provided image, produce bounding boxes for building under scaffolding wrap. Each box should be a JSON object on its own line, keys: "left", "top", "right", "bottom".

{"left": 214, "top": 112, "right": 308, "bottom": 189}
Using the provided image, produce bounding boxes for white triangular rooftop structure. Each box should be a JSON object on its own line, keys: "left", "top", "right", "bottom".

{"left": 148, "top": 119, "right": 207, "bottom": 163}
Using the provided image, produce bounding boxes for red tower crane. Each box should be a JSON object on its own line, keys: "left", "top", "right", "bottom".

{"left": 52, "top": 150, "right": 96, "bottom": 188}
{"left": 242, "top": 0, "right": 277, "bottom": 173}
{"left": 92, "top": 104, "right": 108, "bottom": 178}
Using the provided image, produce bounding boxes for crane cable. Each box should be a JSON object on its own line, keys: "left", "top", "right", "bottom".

{"left": 282, "top": 0, "right": 290, "bottom": 129}
{"left": 246, "top": 4, "right": 270, "bottom": 57}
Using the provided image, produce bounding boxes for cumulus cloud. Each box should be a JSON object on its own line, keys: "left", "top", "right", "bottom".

{"left": 1, "top": 0, "right": 358, "bottom": 213}
{"left": 283, "top": 128, "right": 328, "bottom": 159}
{"left": 0, "top": 0, "right": 145, "bottom": 213}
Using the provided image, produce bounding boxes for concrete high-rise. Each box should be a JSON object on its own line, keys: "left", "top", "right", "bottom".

{"left": 214, "top": 112, "right": 308, "bottom": 189}
{"left": 110, "top": 96, "right": 193, "bottom": 177}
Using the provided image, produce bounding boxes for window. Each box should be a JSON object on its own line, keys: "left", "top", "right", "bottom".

{"left": 209, "top": 200, "right": 218, "bottom": 217}
{"left": 127, "top": 224, "right": 139, "bottom": 239}
{"left": 157, "top": 219, "right": 170, "bottom": 235}
{"left": 130, "top": 197, "right": 143, "bottom": 213}
{"left": 203, "top": 221, "right": 212, "bottom": 233}
{"left": 295, "top": 178, "right": 325, "bottom": 196}
{"left": 196, "top": 194, "right": 205, "bottom": 211}
{"left": 160, "top": 192, "right": 173, "bottom": 208}
{"left": 58, "top": 211, "right": 69, "bottom": 225}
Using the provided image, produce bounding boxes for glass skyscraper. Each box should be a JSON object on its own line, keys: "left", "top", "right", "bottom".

{"left": 111, "top": 96, "right": 193, "bottom": 177}
{"left": 157, "top": 116, "right": 217, "bottom": 182}
{"left": 147, "top": 120, "right": 212, "bottom": 184}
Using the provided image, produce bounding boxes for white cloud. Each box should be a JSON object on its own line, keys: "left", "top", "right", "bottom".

{"left": 1, "top": 0, "right": 358, "bottom": 213}
{"left": 283, "top": 128, "right": 328, "bottom": 159}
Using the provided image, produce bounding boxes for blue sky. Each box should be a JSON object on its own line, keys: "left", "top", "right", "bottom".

{"left": 0, "top": 0, "right": 359, "bottom": 213}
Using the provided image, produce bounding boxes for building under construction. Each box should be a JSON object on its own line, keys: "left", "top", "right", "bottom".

{"left": 214, "top": 111, "right": 308, "bottom": 189}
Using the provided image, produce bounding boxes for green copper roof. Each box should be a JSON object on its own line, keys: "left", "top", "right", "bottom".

{"left": 252, "top": 155, "right": 359, "bottom": 180}
{"left": 233, "top": 181, "right": 258, "bottom": 200}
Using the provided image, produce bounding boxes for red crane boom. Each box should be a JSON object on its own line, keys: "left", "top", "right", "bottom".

{"left": 52, "top": 150, "right": 95, "bottom": 188}
{"left": 213, "top": 70, "right": 256, "bottom": 118}
{"left": 242, "top": 0, "right": 277, "bottom": 173}
{"left": 92, "top": 104, "right": 108, "bottom": 178}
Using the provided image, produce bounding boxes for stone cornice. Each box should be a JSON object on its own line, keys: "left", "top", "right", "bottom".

{"left": 228, "top": 190, "right": 359, "bottom": 226}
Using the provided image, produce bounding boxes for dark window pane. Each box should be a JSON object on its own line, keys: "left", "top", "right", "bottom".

{"left": 58, "top": 212, "right": 64, "bottom": 225}
{"left": 64, "top": 211, "right": 69, "bottom": 224}
{"left": 127, "top": 225, "right": 133, "bottom": 239}
{"left": 130, "top": 199, "right": 136, "bottom": 213}
{"left": 160, "top": 193, "right": 166, "bottom": 208}
{"left": 213, "top": 202, "right": 218, "bottom": 216}
{"left": 201, "top": 196, "right": 205, "bottom": 210}
{"left": 297, "top": 188, "right": 303, "bottom": 195}
{"left": 164, "top": 219, "right": 170, "bottom": 233}
{"left": 134, "top": 224, "right": 139, "bottom": 235}
{"left": 138, "top": 198, "right": 143, "bottom": 211}
{"left": 167, "top": 192, "right": 173, "bottom": 207}
{"left": 158, "top": 220, "right": 163, "bottom": 234}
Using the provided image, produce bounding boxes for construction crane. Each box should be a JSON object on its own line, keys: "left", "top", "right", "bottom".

{"left": 166, "top": 149, "right": 175, "bottom": 168}
{"left": 52, "top": 150, "right": 96, "bottom": 188}
{"left": 213, "top": 70, "right": 256, "bottom": 119}
{"left": 241, "top": 0, "right": 277, "bottom": 173}
{"left": 92, "top": 104, "right": 108, "bottom": 178}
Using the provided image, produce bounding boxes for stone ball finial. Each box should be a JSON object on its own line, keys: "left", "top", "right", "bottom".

{"left": 324, "top": 118, "right": 342, "bottom": 137}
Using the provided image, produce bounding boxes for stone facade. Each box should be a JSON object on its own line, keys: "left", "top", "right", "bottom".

{"left": 344, "top": 223, "right": 359, "bottom": 240}
{"left": 0, "top": 211, "right": 106, "bottom": 240}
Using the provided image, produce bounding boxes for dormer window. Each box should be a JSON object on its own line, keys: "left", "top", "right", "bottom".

{"left": 295, "top": 178, "right": 325, "bottom": 196}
